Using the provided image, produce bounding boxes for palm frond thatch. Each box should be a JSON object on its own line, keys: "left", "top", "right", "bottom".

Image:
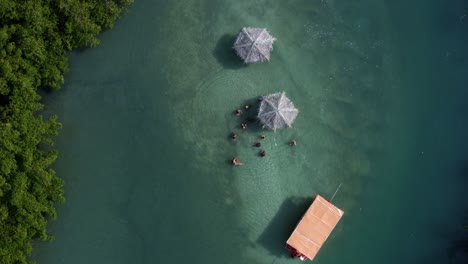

{"left": 233, "top": 27, "right": 276, "bottom": 64}
{"left": 258, "top": 92, "right": 298, "bottom": 131}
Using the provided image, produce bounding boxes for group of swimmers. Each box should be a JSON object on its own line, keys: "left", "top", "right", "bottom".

{"left": 230, "top": 103, "right": 296, "bottom": 166}
{"left": 231, "top": 104, "right": 252, "bottom": 141}
{"left": 231, "top": 134, "right": 267, "bottom": 166}
{"left": 234, "top": 104, "right": 251, "bottom": 116}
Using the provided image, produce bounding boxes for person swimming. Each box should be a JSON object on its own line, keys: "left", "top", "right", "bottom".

{"left": 254, "top": 142, "right": 261, "bottom": 147}
{"left": 234, "top": 109, "right": 242, "bottom": 116}
{"left": 289, "top": 140, "right": 297, "bottom": 146}
{"left": 232, "top": 158, "right": 244, "bottom": 166}
{"left": 231, "top": 133, "right": 237, "bottom": 141}
{"left": 240, "top": 122, "right": 247, "bottom": 129}
{"left": 259, "top": 150, "right": 266, "bottom": 157}
{"left": 260, "top": 135, "right": 266, "bottom": 140}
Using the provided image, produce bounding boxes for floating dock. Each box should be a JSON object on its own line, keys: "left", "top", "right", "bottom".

{"left": 286, "top": 195, "right": 344, "bottom": 261}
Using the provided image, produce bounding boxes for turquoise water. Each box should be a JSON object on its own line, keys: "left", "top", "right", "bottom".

{"left": 35, "top": 0, "right": 468, "bottom": 263}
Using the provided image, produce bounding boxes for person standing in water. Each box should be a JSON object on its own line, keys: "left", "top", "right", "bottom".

{"left": 231, "top": 133, "right": 237, "bottom": 141}
{"left": 232, "top": 158, "right": 244, "bottom": 166}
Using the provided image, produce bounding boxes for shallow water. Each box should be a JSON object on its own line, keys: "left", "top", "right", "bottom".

{"left": 35, "top": 0, "right": 468, "bottom": 263}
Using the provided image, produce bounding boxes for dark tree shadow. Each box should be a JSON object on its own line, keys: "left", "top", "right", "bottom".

{"left": 257, "top": 196, "right": 314, "bottom": 258}
{"left": 213, "top": 34, "right": 247, "bottom": 70}
{"left": 446, "top": 160, "right": 468, "bottom": 263}
{"left": 0, "top": 94, "right": 10, "bottom": 106}
{"left": 458, "top": 159, "right": 468, "bottom": 182}
{"left": 443, "top": 160, "right": 468, "bottom": 264}
{"left": 448, "top": 239, "right": 468, "bottom": 264}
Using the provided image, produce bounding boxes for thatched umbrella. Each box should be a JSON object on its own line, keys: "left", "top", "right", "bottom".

{"left": 233, "top": 27, "right": 276, "bottom": 64}
{"left": 258, "top": 92, "right": 298, "bottom": 131}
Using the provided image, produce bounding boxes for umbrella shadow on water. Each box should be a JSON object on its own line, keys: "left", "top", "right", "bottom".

{"left": 213, "top": 34, "right": 247, "bottom": 70}
{"left": 236, "top": 97, "right": 265, "bottom": 133}
{"left": 257, "top": 196, "right": 313, "bottom": 258}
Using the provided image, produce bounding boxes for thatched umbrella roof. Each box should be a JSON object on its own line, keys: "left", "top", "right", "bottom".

{"left": 233, "top": 27, "right": 276, "bottom": 64}
{"left": 258, "top": 92, "right": 298, "bottom": 131}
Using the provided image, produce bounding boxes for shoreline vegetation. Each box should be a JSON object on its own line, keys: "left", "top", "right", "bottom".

{"left": 0, "top": 0, "right": 132, "bottom": 263}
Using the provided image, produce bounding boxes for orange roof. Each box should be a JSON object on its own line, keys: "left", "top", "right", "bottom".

{"left": 286, "top": 195, "right": 344, "bottom": 261}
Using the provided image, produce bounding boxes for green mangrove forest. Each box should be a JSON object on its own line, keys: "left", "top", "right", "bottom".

{"left": 0, "top": 0, "right": 132, "bottom": 263}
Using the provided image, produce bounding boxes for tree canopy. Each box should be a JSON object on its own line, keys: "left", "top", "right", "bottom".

{"left": 0, "top": 0, "right": 132, "bottom": 263}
